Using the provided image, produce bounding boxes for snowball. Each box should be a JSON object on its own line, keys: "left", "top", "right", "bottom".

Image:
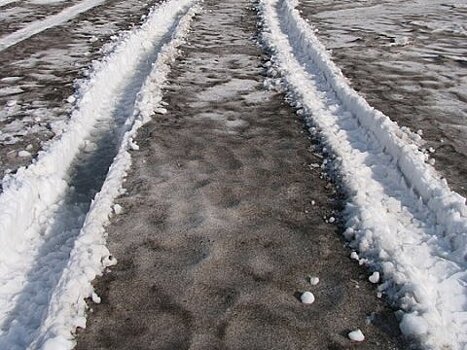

{"left": 400, "top": 313, "right": 428, "bottom": 336}
{"left": 350, "top": 252, "right": 359, "bottom": 260}
{"left": 67, "top": 95, "right": 76, "bottom": 104}
{"left": 18, "top": 150, "right": 31, "bottom": 158}
{"left": 300, "top": 291, "right": 315, "bottom": 304}
{"left": 348, "top": 329, "right": 365, "bottom": 342}
{"left": 329, "top": 216, "right": 335, "bottom": 223}
{"left": 369, "top": 271, "right": 380, "bottom": 284}
{"left": 309, "top": 276, "right": 320, "bottom": 285}
{"left": 311, "top": 200, "right": 316, "bottom": 206}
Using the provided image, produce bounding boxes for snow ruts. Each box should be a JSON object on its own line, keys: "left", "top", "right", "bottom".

{"left": 258, "top": 0, "right": 466, "bottom": 349}
{"left": 0, "top": 0, "right": 106, "bottom": 52}
{"left": 0, "top": 0, "right": 198, "bottom": 348}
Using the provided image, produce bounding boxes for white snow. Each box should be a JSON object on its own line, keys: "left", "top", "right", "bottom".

{"left": 258, "top": 0, "right": 467, "bottom": 349}
{"left": 0, "top": 0, "right": 17, "bottom": 7}
{"left": 0, "top": 0, "right": 107, "bottom": 52}
{"left": 90, "top": 292, "right": 101, "bottom": 304}
{"left": 350, "top": 251, "right": 359, "bottom": 260}
{"left": 300, "top": 291, "right": 315, "bottom": 304}
{"left": 17, "top": 150, "right": 32, "bottom": 158}
{"left": 309, "top": 276, "right": 319, "bottom": 285}
{"left": 400, "top": 313, "right": 429, "bottom": 337}
{"left": 368, "top": 271, "right": 380, "bottom": 284}
{"left": 0, "top": 0, "right": 199, "bottom": 348}
{"left": 113, "top": 203, "right": 123, "bottom": 215}
{"left": 348, "top": 329, "right": 365, "bottom": 342}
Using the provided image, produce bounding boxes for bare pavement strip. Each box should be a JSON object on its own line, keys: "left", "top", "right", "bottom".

{"left": 76, "top": 0, "right": 408, "bottom": 349}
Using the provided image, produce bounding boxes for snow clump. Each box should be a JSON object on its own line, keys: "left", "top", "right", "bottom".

{"left": 300, "top": 291, "right": 315, "bottom": 304}
{"left": 348, "top": 329, "right": 365, "bottom": 342}
{"left": 309, "top": 276, "right": 320, "bottom": 285}
{"left": 369, "top": 271, "right": 380, "bottom": 284}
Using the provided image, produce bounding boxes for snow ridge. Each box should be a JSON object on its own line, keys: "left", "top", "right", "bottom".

{"left": 257, "top": 0, "right": 466, "bottom": 349}
{"left": 0, "top": 0, "right": 198, "bottom": 348}
{"left": 0, "top": 0, "right": 106, "bottom": 52}
{"left": 0, "top": 0, "right": 17, "bottom": 7}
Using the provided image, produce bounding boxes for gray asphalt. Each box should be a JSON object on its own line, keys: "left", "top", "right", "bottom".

{"left": 76, "top": 0, "right": 408, "bottom": 349}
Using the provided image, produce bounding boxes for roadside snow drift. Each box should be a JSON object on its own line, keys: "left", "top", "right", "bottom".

{"left": 257, "top": 0, "right": 467, "bottom": 349}
{"left": 0, "top": 0, "right": 198, "bottom": 348}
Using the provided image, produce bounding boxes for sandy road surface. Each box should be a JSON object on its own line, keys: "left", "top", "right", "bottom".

{"left": 76, "top": 0, "right": 407, "bottom": 349}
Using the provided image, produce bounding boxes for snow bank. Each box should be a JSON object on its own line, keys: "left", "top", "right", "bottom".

{"left": 257, "top": 0, "right": 467, "bottom": 348}
{"left": 0, "top": 0, "right": 198, "bottom": 348}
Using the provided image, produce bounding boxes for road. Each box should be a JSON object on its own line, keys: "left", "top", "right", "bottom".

{"left": 0, "top": 0, "right": 465, "bottom": 349}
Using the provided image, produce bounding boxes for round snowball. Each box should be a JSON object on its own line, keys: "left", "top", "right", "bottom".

{"left": 300, "top": 291, "right": 315, "bottom": 304}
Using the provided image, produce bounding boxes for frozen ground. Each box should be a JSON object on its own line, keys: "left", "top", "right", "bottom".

{"left": 297, "top": 0, "right": 467, "bottom": 196}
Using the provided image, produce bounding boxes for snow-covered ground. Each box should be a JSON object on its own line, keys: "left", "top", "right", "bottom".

{"left": 258, "top": 0, "right": 466, "bottom": 348}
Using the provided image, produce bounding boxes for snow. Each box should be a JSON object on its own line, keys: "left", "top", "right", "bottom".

{"left": 350, "top": 251, "right": 359, "bottom": 260}
{"left": 368, "top": 271, "right": 380, "bottom": 284}
{"left": 300, "top": 291, "right": 315, "bottom": 304}
{"left": 113, "top": 203, "right": 123, "bottom": 215}
{"left": 348, "top": 329, "right": 365, "bottom": 342}
{"left": 258, "top": 0, "right": 467, "bottom": 349}
{"left": 90, "top": 292, "right": 101, "bottom": 304}
{"left": 0, "top": 0, "right": 17, "bottom": 7}
{"left": 0, "top": 0, "right": 107, "bottom": 52}
{"left": 400, "top": 313, "right": 429, "bottom": 337}
{"left": 309, "top": 276, "right": 319, "bottom": 285}
{"left": 0, "top": 0, "right": 199, "bottom": 348}
{"left": 17, "top": 150, "right": 32, "bottom": 158}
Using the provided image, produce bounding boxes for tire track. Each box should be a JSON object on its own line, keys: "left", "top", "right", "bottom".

{"left": 76, "top": 0, "right": 407, "bottom": 349}
{"left": 0, "top": 0, "right": 197, "bottom": 348}
{"left": 258, "top": 0, "right": 466, "bottom": 348}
